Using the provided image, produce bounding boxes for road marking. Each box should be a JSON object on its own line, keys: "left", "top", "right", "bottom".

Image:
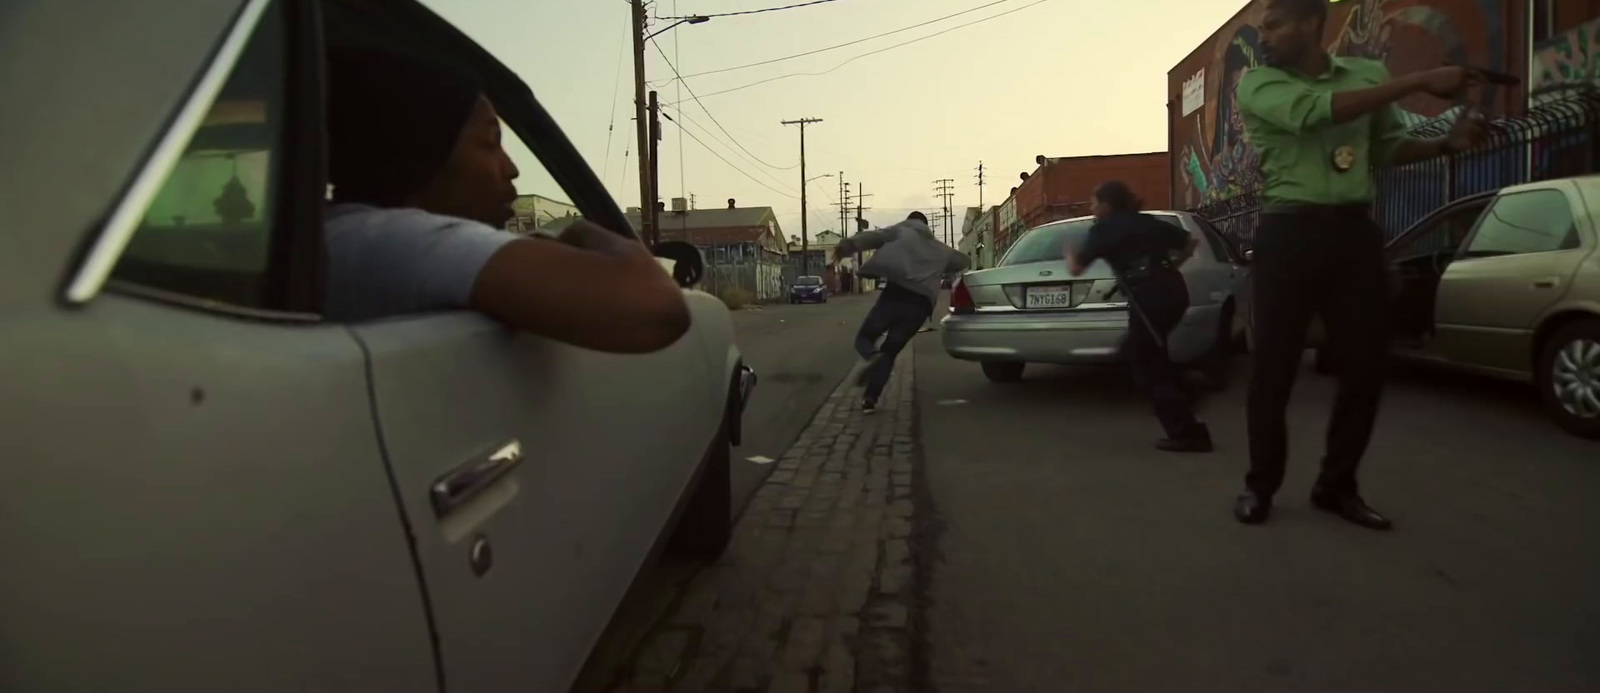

{"left": 937, "top": 398, "right": 969, "bottom": 406}
{"left": 747, "top": 455, "right": 776, "bottom": 464}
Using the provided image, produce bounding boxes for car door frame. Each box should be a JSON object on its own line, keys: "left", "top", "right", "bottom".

{"left": 1380, "top": 192, "right": 1496, "bottom": 350}
{"left": 5, "top": 0, "right": 441, "bottom": 689}
{"left": 318, "top": 3, "right": 737, "bottom": 690}
{"left": 1435, "top": 180, "right": 1596, "bottom": 376}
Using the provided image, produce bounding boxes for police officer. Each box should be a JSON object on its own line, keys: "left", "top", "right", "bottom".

{"left": 1233, "top": 0, "right": 1491, "bottom": 529}
{"left": 1065, "top": 181, "right": 1213, "bottom": 453}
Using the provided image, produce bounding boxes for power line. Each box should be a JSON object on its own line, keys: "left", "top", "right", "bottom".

{"left": 601, "top": 23, "right": 629, "bottom": 191}
{"left": 662, "top": 104, "right": 798, "bottom": 194}
{"left": 662, "top": 110, "right": 800, "bottom": 200}
{"left": 650, "top": 37, "right": 798, "bottom": 171}
{"left": 663, "top": 0, "right": 843, "bottom": 19}
{"left": 651, "top": 0, "right": 1007, "bottom": 86}
{"left": 666, "top": 0, "right": 1051, "bottom": 104}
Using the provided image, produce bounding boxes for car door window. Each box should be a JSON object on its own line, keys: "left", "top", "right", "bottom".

{"left": 1191, "top": 217, "right": 1232, "bottom": 263}
{"left": 1463, "top": 190, "right": 1580, "bottom": 258}
{"left": 1388, "top": 201, "right": 1489, "bottom": 262}
{"left": 109, "top": 7, "right": 287, "bottom": 309}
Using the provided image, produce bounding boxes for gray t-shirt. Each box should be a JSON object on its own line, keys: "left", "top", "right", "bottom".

{"left": 323, "top": 203, "right": 519, "bottom": 321}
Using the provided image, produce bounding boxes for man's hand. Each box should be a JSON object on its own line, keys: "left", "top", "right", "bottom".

{"left": 1410, "top": 66, "right": 1485, "bottom": 99}
{"left": 1062, "top": 240, "right": 1086, "bottom": 277}
{"left": 1446, "top": 109, "right": 1490, "bottom": 152}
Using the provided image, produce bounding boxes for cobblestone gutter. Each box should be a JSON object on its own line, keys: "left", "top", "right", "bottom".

{"left": 611, "top": 349, "right": 927, "bottom": 693}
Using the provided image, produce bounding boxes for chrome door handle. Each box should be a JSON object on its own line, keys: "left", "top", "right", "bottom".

{"left": 430, "top": 440, "right": 522, "bottom": 517}
{"left": 1532, "top": 278, "right": 1558, "bottom": 289}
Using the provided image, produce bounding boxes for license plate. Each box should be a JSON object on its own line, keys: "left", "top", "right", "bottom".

{"left": 1025, "top": 285, "right": 1075, "bottom": 308}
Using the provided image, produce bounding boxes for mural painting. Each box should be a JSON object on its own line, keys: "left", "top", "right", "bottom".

{"left": 1531, "top": 15, "right": 1600, "bottom": 103}
{"left": 1169, "top": 0, "right": 1514, "bottom": 208}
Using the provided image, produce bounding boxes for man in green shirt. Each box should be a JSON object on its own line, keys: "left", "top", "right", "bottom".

{"left": 1233, "top": 0, "right": 1493, "bottom": 530}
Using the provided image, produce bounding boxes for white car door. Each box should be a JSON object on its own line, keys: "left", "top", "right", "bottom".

{"left": 324, "top": 8, "right": 731, "bottom": 688}
{"left": 1437, "top": 184, "right": 1593, "bottom": 373}
{"left": 3, "top": 2, "right": 435, "bottom": 689}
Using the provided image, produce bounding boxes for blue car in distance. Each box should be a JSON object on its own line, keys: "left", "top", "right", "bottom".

{"left": 789, "top": 275, "right": 828, "bottom": 304}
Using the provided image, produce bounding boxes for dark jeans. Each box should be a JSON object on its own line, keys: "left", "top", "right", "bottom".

{"left": 855, "top": 288, "right": 932, "bottom": 400}
{"left": 1246, "top": 207, "right": 1390, "bottom": 499}
{"left": 1125, "top": 271, "right": 1200, "bottom": 438}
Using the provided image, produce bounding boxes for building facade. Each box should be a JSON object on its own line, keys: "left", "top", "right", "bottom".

{"left": 629, "top": 204, "right": 788, "bottom": 302}
{"left": 1165, "top": 0, "right": 1600, "bottom": 209}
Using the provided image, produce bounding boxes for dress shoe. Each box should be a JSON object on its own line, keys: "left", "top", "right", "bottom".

{"left": 1157, "top": 422, "right": 1214, "bottom": 453}
{"left": 1233, "top": 492, "right": 1271, "bottom": 524}
{"left": 1311, "top": 492, "right": 1392, "bottom": 531}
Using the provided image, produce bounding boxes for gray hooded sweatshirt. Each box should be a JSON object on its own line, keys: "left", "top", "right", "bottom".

{"left": 849, "top": 218, "right": 971, "bottom": 303}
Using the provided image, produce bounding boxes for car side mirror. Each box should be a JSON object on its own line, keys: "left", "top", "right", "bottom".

{"left": 1242, "top": 249, "right": 1254, "bottom": 264}
{"left": 652, "top": 240, "right": 704, "bottom": 288}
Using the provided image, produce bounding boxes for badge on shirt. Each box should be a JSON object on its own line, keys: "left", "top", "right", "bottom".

{"left": 1332, "top": 145, "right": 1356, "bottom": 172}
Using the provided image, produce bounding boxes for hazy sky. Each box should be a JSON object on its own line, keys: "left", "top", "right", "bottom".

{"left": 419, "top": 0, "right": 1251, "bottom": 241}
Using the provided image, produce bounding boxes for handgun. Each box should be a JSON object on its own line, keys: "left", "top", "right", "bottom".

{"left": 1449, "top": 64, "right": 1521, "bottom": 86}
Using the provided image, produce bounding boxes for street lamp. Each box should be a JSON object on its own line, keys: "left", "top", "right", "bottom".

{"left": 648, "top": 15, "right": 710, "bottom": 40}
{"left": 808, "top": 173, "right": 833, "bottom": 184}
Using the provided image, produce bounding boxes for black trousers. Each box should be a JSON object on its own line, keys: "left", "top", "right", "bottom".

{"left": 855, "top": 287, "right": 933, "bottom": 400}
{"left": 1125, "top": 271, "right": 1201, "bottom": 439}
{"left": 1246, "top": 207, "right": 1390, "bottom": 499}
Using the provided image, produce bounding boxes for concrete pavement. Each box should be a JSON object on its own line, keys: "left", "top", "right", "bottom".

{"left": 916, "top": 330, "right": 1600, "bottom": 692}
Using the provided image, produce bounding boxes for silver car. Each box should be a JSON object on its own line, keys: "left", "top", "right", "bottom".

{"left": 3, "top": 1, "right": 753, "bottom": 691}
{"left": 942, "top": 211, "right": 1245, "bottom": 385}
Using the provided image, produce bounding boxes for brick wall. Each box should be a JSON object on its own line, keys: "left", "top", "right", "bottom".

{"left": 1012, "top": 152, "right": 1172, "bottom": 229}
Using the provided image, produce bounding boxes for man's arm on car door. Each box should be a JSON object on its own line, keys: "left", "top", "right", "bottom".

{"left": 469, "top": 220, "right": 691, "bottom": 354}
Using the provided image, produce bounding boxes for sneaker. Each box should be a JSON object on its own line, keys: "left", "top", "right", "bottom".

{"left": 862, "top": 397, "right": 878, "bottom": 414}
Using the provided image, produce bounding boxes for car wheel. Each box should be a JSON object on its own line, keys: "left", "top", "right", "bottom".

{"left": 1538, "top": 319, "right": 1600, "bottom": 440}
{"left": 667, "top": 421, "right": 733, "bottom": 558}
{"left": 981, "top": 361, "right": 1025, "bottom": 383}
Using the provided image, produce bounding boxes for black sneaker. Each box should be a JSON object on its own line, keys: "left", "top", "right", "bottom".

{"left": 862, "top": 397, "right": 877, "bottom": 414}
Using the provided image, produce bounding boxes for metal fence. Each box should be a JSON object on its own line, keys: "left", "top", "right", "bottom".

{"left": 1191, "top": 89, "right": 1600, "bottom": 253}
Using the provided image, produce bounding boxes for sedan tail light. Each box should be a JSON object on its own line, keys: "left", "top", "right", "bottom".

{"left": 949, "top": 278, "right": 975, "bottom": 314}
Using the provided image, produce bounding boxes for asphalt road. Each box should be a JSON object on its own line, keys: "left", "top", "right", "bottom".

{"left": 916, "top": 318, "right": 1600, "bottom": 691}
{"left": 727, "top": 292, "right": 875, "bottom": 510}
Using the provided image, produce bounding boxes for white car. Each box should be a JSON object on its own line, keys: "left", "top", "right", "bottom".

{"left": 942, "top": 211, "right": 1246, "bottom": 387}
{"left": 1, "top": 1, "right": 754, "bottom": 690}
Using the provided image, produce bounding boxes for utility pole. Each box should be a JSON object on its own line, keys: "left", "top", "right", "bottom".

{"left": 631, "top": 0, "right": 652, "bottom": 244}
{"left": 833, "top": 175, "right": 851, "bottom": 248}
{"left": 975, "top": 161, "right": 985, "bottom": 210}
{"left": 854, "top": 181, "right": 873, "bottom": 293}
{"left": 647, "top": 90, "right": 662, "bottom": 246}
{"left": 782, "top": 117, "right": 823, "bottom": 275}
{"left": 934, "top": 178, "right": 956, "bottom": 246}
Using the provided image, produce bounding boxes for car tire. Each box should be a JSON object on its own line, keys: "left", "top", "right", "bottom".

{"left": 981, "top": 361, "right": 1025, "bottom": 383}
{"left": 667, "top": 421, "right": 733, "bottom": 558}
{"left": 1537, "top": 319, "right": 1600, "bottom": 440}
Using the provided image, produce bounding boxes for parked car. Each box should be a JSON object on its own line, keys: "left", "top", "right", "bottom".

{"left": 790, "top": 275, "right": 828, "bottom": 303}
{"left": 1382, "top": 176, "right": 1600, "bottom": 439}
{"left": 942, "top": 211, "right": 1247, "bottom": 387}
{"left": 1, "top": 1, "right": 757, "bottom": 691}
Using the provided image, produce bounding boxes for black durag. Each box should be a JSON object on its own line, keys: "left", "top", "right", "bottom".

{"left": 326, "top": 47, "right": 484, "bottom": 206}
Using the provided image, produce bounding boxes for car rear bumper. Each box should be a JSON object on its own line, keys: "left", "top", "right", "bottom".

{"left": 940, "top": 310, "right": 1131, "bottom": 364}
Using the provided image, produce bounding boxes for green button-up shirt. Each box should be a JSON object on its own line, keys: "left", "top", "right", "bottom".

{"left": 1236, "top": 56, "right": 1411, "bottom": 210}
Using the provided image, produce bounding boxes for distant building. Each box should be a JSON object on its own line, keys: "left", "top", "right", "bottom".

{"left": 627, "top": 202, "right": 788, "bottom": 302}
{"left": 958, "top": 206, "right": 995, "bottom": 270}
{"left": 506, "top": 193, "right": 578, "bottom": 235}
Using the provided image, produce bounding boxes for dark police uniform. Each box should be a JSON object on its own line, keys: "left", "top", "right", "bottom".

{"left": 1235, "top": 56, "right": 1407, "bottom": 503}
{"left": 1077, "top": 211, "right": 1207, "bottom": 444}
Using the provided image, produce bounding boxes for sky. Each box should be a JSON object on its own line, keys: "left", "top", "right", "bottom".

{"left": 418, "top": 0, "right": 1254, "bottom": 242}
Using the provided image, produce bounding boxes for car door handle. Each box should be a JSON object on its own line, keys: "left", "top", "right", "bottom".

{"left": 1532, "top": 278, "right": 1559, "bottom": 289}
{"left": 430, "top": 440, "right": 522, "bottom": 518}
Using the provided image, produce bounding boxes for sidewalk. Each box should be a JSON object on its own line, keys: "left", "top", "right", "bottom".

{"left": 603, "top": 349, "right": 927, "bottom": 693}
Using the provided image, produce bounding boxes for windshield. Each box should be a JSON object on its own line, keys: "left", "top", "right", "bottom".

{"left": 796, "top": 276, "right": 822, "bottom": 286}
{"left": 1000, "top": 215, "right": 1184, "bottom": 267}
{"left": 1000, "top": 219, "right": 1093, "bottom": 266}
